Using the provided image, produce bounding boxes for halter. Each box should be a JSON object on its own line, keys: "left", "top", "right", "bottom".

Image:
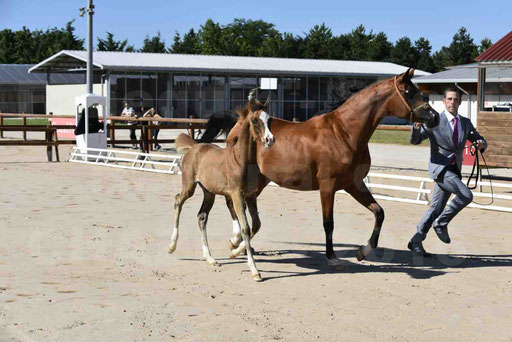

{"left": 393, "top": 76, "right": 431, "bottom": 122}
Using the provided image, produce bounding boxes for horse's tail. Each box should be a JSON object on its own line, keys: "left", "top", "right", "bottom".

{"left": 199, "top": 111, "right": 238, "bottom": 143}
{"left": 175, "top": 133, "right": 197, "bottom": 153}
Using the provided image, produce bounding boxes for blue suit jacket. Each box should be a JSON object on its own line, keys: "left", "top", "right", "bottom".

{"left": 410, "top": 111, "right": 487, "bottom": 180}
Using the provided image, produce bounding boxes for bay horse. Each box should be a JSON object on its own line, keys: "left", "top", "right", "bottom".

{"left": 168, "top": 91, "right": 274, "bottom": 281}
{"left": 214, "top": 69, "right": 440, "bottom": 266}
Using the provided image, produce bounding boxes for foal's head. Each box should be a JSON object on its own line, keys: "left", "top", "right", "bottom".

{"left": 237, "top": 89, "right": 275, "bottom": 149}
{"left": 393, "top": 68, "right": 440, "bottom": 128}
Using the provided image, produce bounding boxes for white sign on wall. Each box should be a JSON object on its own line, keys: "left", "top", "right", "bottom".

{"left": 260, "top": 78, "right": 277, "bottom": 90}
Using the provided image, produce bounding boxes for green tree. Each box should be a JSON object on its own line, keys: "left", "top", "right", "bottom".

{"left": 97, "top": 32, "right": 133, "bottom": 51}
{"left": 344, "top": 25, "right": 374, "bottom": 60}
{"left": 197, "top": 19, "right": 224, "bottom": 55}
{"left": 278, "top": 33, "right": 302, "bottom": 58}
{"left": 367, "top": 32, "right": 392, "bottom": 61}
{"left": 0, "top": 29, "right": 16, "bottom": 63}
{"left": 221, "top": 19, "right": 280, "bottom": 56}
{"left": 300, "top": 23, "right": 334, "bottom": 59}
{"left": 478, "top": 38, "right": 492, "bottom": 54}
{"left": 390, "top": 37, "right": 418, "bottom": 68}
{"left": 414, "top": 37, "right": 435, "bottom": 72}
{"left": 13, "top": 27, "right": 35, "bottom": 63}
{"left": 141, "top": 31, "right": 166, "bottom": 53}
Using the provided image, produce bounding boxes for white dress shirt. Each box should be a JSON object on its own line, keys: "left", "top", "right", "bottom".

{"left": 444, "top": 110, "right": 462, "bottom": 144}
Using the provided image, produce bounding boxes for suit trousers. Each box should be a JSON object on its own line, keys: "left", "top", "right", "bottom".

{"left": 412, "top": 166, "right": 474, "bottom": 243}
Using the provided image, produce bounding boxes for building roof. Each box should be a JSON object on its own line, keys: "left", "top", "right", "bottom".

{"left": 0, "top": 64, "right": 84, "bottom": 85}
{"left": 28, "top": 50, "right": 431, "bottom": 77}
{"left": 476, "top": 31, "right": 512, "bottom": 63}
{"left": 413, "top": 64, "right": 512, "bottom": 84}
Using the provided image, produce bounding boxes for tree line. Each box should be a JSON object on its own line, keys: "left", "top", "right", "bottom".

{"left": 0, "top": 19, "right": 492, "bottom": 72}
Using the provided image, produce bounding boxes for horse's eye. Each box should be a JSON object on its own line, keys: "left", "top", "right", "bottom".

{"left": 252, "top": 118, "right": 258, "bottom": 124}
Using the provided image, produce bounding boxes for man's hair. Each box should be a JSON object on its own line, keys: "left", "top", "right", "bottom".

{"left": 443, "top": 85, "right": 462, "bottom": 98}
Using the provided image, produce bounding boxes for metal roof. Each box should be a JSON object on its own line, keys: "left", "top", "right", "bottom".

{"left": 476, "top": 31, "right": 512, "bottom": 63}
{"left": 28, "top": 50, "right": 431, "bottom": 77}
{"left": 0, "top": 64, "right": 85, "bottom": 85}
{"left": 413, "top": 65, "right": 512, "bottom": 84}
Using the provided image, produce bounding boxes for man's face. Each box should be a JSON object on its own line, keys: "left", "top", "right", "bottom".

{"left": 443, "top": 91, "right": 461, "bottom": 115}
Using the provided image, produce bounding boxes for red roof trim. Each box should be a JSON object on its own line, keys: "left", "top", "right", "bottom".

{"left": 476, "top": 31, "right": 512, "bottom": 62}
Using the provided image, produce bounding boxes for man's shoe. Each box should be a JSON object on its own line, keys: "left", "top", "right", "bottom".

{"left": 433, "top": 221, "right": 451, "bottom": 244}
{"left": 407, "top": 241, "right": 432, "bottom": 258}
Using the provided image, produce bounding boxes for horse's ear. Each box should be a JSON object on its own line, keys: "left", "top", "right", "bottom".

{"left": 263, "top": 95, "right": 270, "bottom": 108}
{"left": 401, "top": 68, "right": 415, "bottom": 81}
{"left": 248, "top": 88, "right": 259, "bottom": 112}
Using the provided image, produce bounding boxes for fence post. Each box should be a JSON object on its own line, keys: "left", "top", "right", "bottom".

{"left": 110, "top": 119, "right": 116, "bottom": 148}
{"left": 45, "top": 127, "right": 52, "bottom": 162}
{"left": 22, "top": 117, "right": 27, "bottom": 141}
{"left": 0, "top": 116, "right": 3, "bottom": 138}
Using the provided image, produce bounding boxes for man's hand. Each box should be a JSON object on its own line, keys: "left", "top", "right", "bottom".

{"left": 476, "top": 139, "right": 484, "bottom": 151}
{"left": 413, "top": 122, "right": 422, "bottom": 129}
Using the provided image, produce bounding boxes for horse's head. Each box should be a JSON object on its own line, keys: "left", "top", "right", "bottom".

{"left": 393, "top": 68, "right": 439, "bottom": 128}
{"left": 238, "top": 89, "right": 274, "bottom": 149}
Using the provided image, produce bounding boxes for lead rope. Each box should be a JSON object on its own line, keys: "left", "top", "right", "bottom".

{"left": 419, "top": 125, "right": 494, "bottom": 206}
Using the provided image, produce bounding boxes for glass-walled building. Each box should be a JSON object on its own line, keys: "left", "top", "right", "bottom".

{"left": 28, "top": 50, "right": 430, "bottom": 119}
{"left": 109, "top": 72, "right": 377, "bottom": 121}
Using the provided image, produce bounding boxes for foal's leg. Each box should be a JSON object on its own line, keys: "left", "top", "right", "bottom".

{"left": 198, "top": 189, "right": 218, "bottom": 266}
{"left": 230, "top": 196, "right": 260, "bottom": 258}
{"left": 320, "top": 181, "right": 347, "bottom": 268}
{"left": 231, "top": 193, "right": 262, "bottom": 281}
{"left": 345, "top": 182, "right": 385, "bottom": 261}
{"left": 225, "top": 196, "right": 242, "bottom": 250}
{"left": 168, "top": 180, "right": 196, "bottom": 254}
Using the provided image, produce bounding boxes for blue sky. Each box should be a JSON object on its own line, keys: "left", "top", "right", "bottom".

{"left": 1, "top": 0, "right": 510, "bottom": 52}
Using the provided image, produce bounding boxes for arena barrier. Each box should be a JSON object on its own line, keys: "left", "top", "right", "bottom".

{"left": 67, "top": 149, "right": 512, "bottom": 213}
{"left": 68, "top": 147, "right": 181, "bottom": 174}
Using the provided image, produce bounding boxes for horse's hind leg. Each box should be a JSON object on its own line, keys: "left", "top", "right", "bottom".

{"left": 345, "top": 182, "right": 384, "bottom": 261}
{"left": 168, "top": 180, "right": 196, "bottom": 254}
{"left": 320, "top": 181, "right": 347, "bottom": 269}
{"left": 198, "top": 189, "right": 218, "bottom": 266}
{"left": 225, "top": 196, "right": 242, "bottom": 250}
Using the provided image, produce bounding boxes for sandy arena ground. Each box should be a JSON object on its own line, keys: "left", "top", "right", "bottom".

{"left": 1, "top": 145, "right": 512, "bottom": 341}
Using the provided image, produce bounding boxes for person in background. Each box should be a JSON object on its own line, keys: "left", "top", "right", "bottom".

{"left": 143, "top": 107, "right": 163, "bottom": 150}
{"left": 120, "top": 102, "right": 137, "bottom": 149}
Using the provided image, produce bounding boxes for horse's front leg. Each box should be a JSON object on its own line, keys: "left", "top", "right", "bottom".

{"left": 320, "top": 180, "right": 347, "bottom": 269}
{"left": 231, "top": 193, "right": 262, "bottom": 281}
{"left": 345, "top": 182, "right": 385, "bottom": 261}
{"left": 230, "top": 195, "right": 260, "bottom": 258}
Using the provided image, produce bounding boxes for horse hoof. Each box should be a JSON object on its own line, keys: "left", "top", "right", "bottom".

{"left": 229, "top": 250, "right": 238, "bottom": 259}
{"left": 208, "top": 260, "right": 220, "bottom": 267}
{"left": 252, "top": 273, "right": 263, "bottom": 282}
{"left": 327, "top": 258, "right": 348, "bottom": 270}
{"left": 357, "top": 246, "right": 366, "bottom": 261}
{"left": 228, "top": 240, "right": 238, "bottom": 251}
{"left": 168, "top": 245, "right": 176, "bottom": 254}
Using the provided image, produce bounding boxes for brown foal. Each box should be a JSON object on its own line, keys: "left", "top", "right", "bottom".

{"left": 224, "top": 69, "right": 440, "bottom": 267}
{"left": 168, "top": 92, "right": 274, "bottom": 281}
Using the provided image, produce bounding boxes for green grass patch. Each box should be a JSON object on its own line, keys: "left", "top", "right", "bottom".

{"left": 370, "top": 129, "right": 428, "bottom": 146}
{"left": 2, "top": 118, "right": 49, "bottom": 126}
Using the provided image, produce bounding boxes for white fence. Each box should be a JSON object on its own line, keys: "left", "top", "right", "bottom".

{"left": 69, "top": 147, "right": 182, "bottom": 174}
{"left": 68, "top": 148, "right": 512, "bottom": 213}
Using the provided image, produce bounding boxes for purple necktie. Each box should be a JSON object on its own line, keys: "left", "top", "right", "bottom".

{"left": 452, "top": 117, "right": 458, "bottom": 147}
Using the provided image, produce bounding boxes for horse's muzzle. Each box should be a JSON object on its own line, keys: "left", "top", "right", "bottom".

{"left": 263, "top": 136, "right": 275, "bottom": 149}
{"left": 417, "top": 105, "right": 439, "bottom": 128}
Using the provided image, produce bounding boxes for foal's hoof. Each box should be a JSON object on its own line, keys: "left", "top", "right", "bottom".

{"left": 228, "top": 240, "right": 238, "bottom": 251}
{"left": 252, "top": 273, "right": 263, "bottom": 282}
{"left": 327, "top": 258, "right": 348, "bottom": 270}
{"left": 207, "top": 259, "right": 220, "bottom": 267}
{"left": 357, "top": 246, "right": 366, "bottom": 261}
{"left": 229, "top": 250, "right": 238, "bottom": 259}
{"left": 168, "top": 244, "right": 177, "bottom": 254}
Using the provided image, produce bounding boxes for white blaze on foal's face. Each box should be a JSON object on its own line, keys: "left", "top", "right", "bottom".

{"left": 259, "top": 111, "right": 274, "bottom": 148}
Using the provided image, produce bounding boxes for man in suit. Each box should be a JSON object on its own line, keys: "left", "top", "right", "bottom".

{"left": 408, "top": 86, "right": 487, "bottom": 257}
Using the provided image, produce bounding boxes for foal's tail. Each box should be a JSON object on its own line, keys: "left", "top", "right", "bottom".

{"left": 175, "top": 133, "right": 197, "bottom": 153}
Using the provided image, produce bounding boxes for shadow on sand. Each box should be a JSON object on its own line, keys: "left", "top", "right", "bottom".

{"left": 234, "top": 241, "right": 512, "bottom": 281}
